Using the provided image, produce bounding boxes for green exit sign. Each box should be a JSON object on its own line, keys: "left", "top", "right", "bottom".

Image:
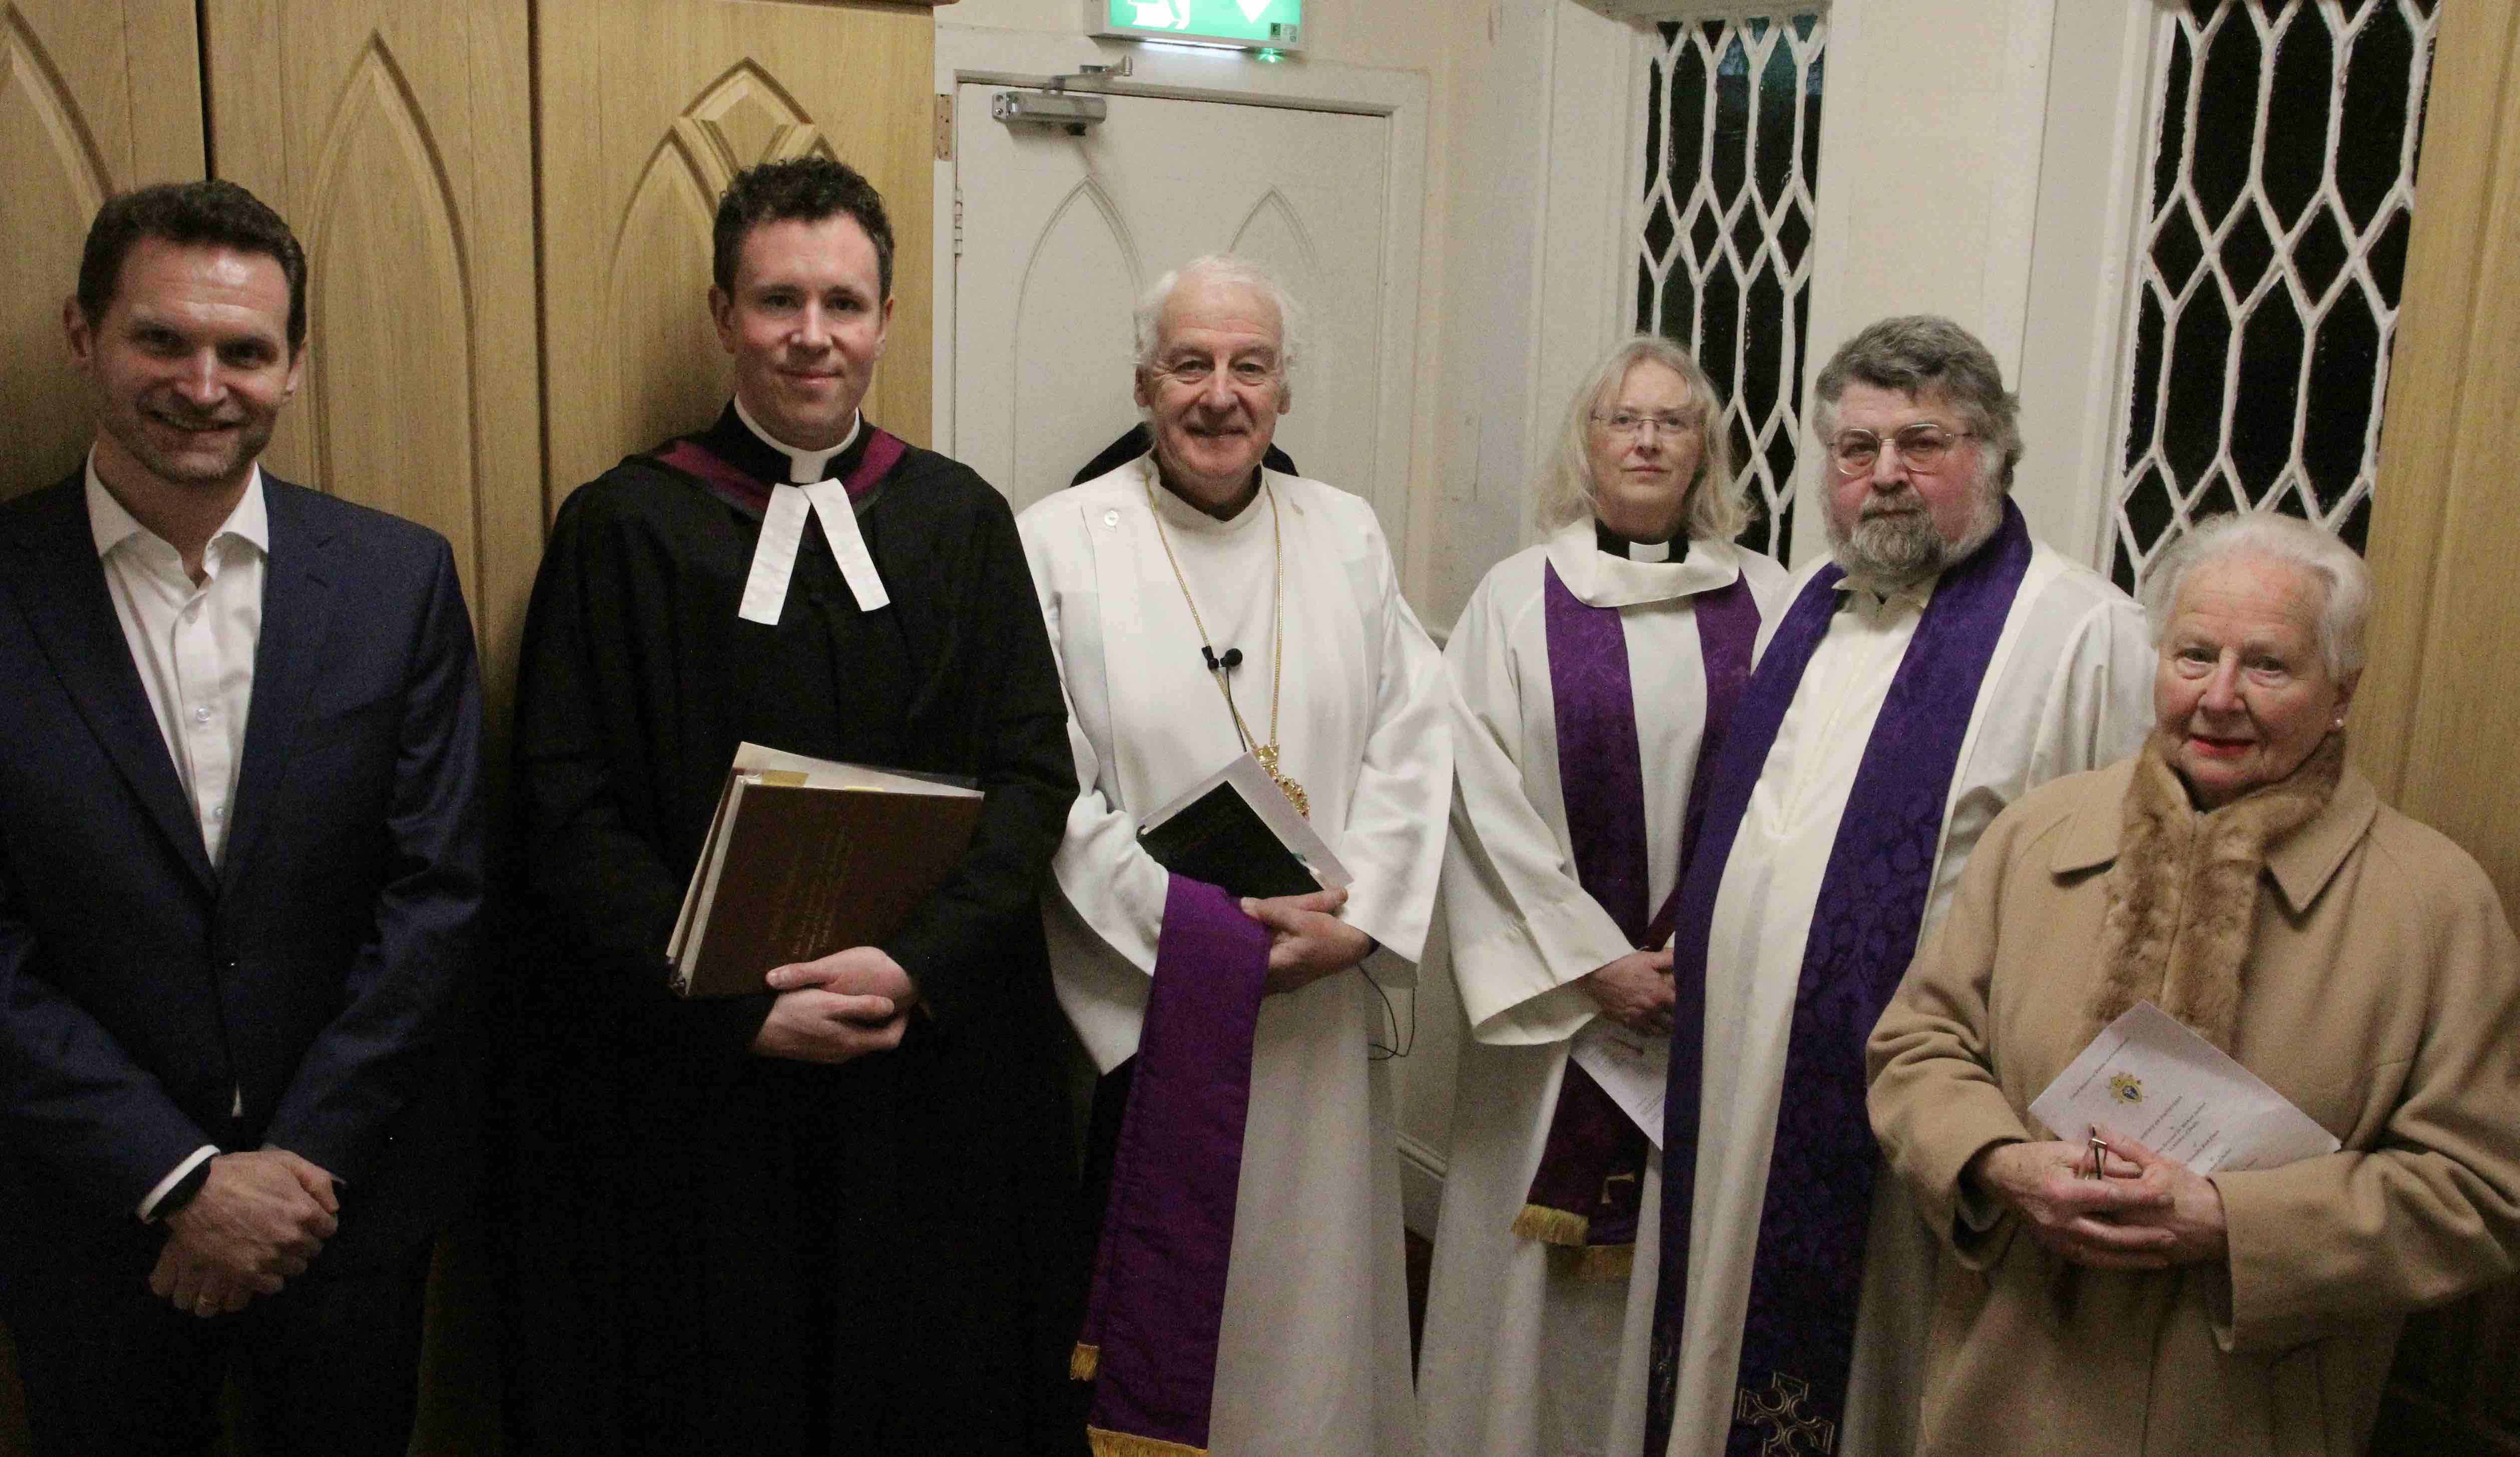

{"left": 1089, "top": 0, "right": 1306, "bottom": 52}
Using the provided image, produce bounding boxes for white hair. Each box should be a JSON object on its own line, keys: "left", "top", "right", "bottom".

{"left": 2139, "top": 512, "right": 2371, "bottom": 680}
{"left": 1132, "top": 254, "right": 1303, "bottom": 379}
{"left": 1532, "top": 335, "right": 1749, "bottom": 542}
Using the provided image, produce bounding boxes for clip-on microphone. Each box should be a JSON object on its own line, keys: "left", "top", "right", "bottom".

{"left": 1200, "top": 646, "right": 1252, "bottom": 753}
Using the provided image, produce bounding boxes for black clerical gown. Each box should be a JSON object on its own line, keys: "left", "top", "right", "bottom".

{"left": 501, "top": 405, "right": 1085, "bottom": 1455}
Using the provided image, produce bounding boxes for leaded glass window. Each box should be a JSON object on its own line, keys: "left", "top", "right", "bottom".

{"left": 1638, "top": 14, "right": 1825, "bottom": 562}
{"left": 2110, "top": 0, "right": 2438, "bottom": 591}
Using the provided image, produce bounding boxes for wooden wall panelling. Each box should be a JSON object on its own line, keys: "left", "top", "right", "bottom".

{"left": 201, "top": 0, "right": 543, "bottom": 759}
{"left": 2357, "top": 2, "right": 2520, "bottom": 1451}
{"left": 199, "top": 6, "right": 539, "bottom": 1449}
{"left": 0, "top": 0, "right": 203, "bottom": 500}
{"left": 537, "top": 0, "right": 936, "bottom": 510}
{"left": 0, "top": 7, "right": 201, "bottom": 1441}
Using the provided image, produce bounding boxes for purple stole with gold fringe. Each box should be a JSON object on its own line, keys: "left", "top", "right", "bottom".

{"left": 1514, "top": 556, "right": 1761, "bottom": 1277}
{"left": 1642, "top": 502, "right": 2032, "bottom": 1456}
{"left": 1071, "top": 875, "right": 1273, "bottom": 1457}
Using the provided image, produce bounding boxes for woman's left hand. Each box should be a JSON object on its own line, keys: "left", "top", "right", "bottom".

{"left": 2095, "top": 1130, "right": 2230, "bottom": 1266}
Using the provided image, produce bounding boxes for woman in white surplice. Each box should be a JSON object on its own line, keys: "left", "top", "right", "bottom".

{"left": 1418, "top": 337, "right": 1791, "bottom": 1457}
{"left": 1016, "top": 256, "right": 1449, "bottom": 1457}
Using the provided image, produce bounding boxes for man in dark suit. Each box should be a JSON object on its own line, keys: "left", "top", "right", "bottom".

{"left": 0, "top": 179, "right": 484, "bottom": 1456}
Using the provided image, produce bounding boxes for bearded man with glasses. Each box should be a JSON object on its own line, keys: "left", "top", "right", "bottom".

{"left": 1636, "top": 315, "right": 2155, "bottom": 1457}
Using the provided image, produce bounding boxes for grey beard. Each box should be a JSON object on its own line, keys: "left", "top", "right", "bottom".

{"left": 1828, "top": 489, "right": 2003, "bottom": 590}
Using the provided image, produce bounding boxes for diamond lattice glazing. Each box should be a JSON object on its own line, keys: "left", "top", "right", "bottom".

{"left": 2111, "top": 0, "right": 2437, "bottom": 592}
{"left": 1639, "top": 15, "right": 1826, "bottom": 563}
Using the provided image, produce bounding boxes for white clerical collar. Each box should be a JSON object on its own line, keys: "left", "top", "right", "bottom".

{"left": 86, "top": 451, "right": 269, "bottom": 563}
{"left": 1544, "top": 519, "right": 1741, "bottom": 609}
{"left": 730, "top": 403, "right": 887, "bottom": 623}
{"left": 732, "top": 395, "right": 861, "bottom": 483}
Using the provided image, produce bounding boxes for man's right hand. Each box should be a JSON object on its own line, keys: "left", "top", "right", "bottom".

{"left": 749, "top": 988, "right": 905, "bottom": 1065}
{"left": 1580, "top": 947, "right": 1676, "bottom": 1035}
{"left": 151, "top": 1149, "right": 340, "bottom": 1316}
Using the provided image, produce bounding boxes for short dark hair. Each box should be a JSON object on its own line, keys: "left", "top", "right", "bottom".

{"left": 711, "top": 156, "right": 895, "bottom": 301}
{"left": 78, "top": 180, "right": 309, "bottom": 353}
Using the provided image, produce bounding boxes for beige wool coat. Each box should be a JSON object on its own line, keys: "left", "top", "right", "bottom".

{"left": 1867, "top": 753, "right": 2520, "bottom": 1457}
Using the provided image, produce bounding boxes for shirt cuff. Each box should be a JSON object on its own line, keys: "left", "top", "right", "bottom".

{"left": 139, "top": 1144, "right": 221, "bottom": 1222}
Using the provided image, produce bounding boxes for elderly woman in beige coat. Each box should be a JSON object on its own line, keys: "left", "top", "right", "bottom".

{"left": 1867, "top": 513, "right": 2520, "bottom": 1456}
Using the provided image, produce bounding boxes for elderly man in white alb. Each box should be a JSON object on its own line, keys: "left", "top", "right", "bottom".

{"left": 1017, "top": 255, "right": 1448, "bottom": 1457}
{"left": 1638, "top": 315, "right": 2154, "bottom": 1457}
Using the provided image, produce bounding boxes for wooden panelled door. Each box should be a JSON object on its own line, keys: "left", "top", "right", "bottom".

{"left": 2360, "top": 1, "right": 2520, "bottom": 1450}
{"left": 0, "top": 0, "right": 202, "bottom": 501}
{"left": 537, "top": 0, "right": 937, "bottom": 508}
{"left": 201, "top": 0, "right": 544, "bottom": 749}
{"left": 0, "top": 10, "right": 203, "bottom": 1443}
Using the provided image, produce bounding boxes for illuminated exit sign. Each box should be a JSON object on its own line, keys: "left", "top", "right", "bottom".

{"left": 1089, "top": 0, "right": 1306, "bottom": 53}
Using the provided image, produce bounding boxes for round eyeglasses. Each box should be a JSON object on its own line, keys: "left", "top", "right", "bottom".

{"left": 1827, "top": 423, "right": 1974, "bottom": 475}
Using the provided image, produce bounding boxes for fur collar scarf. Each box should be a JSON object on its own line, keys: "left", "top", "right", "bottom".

{"left": 2083, "top": 730, "right": 2348, "bottom": 1052}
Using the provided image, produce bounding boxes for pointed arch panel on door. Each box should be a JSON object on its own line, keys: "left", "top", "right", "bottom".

{"left": 538, "top": 0, "right": 937, "bottom": 508}
{"left": 0, "top": 0, "right": 202, "bottom": 501}
{"left": 1003, "top": 178, "right": 1140, "bottom": 514}
{"left": 204, "top": 0, "right": 541, "bottom": 764}
{"left": 953, "top": 82, "right": 1392, "bottom": 522}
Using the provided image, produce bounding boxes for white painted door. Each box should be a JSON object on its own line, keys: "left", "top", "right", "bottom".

{"left": 950, "top": 82, "right": 1393, "bottom": 525}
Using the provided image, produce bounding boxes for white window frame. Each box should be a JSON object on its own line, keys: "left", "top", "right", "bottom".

{"left": 1466, "top": 0, "right": 2169, "bottom": 586}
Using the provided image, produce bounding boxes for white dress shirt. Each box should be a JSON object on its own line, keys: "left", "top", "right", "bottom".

{"left": 84, "top": 454, "right": 269, "bottom": 1218}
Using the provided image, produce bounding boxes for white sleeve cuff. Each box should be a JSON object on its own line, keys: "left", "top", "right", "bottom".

{"left": 138, "top": 1144, "right": 220, "bottom": 1222}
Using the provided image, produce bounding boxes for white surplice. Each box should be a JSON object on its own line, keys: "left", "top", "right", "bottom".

{"left": 1652, "top": 535, "right": 2155, "bottom": 1457}
{"left": 1017, "top": 456, "right": 1452, "bottom": 1457}
{"left": 1420, "top": 523, "right": 1791, "bottom": 1457}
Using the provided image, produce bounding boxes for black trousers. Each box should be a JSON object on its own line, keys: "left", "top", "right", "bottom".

{"left": 3, "top": 1229, "right": 431, "bottom": 1457}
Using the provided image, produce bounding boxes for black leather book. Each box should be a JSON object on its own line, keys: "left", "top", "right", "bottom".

{"left": 1135, "top": 753, "right": 1350, "bottom": 900}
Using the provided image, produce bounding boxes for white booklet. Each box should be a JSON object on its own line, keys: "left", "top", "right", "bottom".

{"left": 1571, "top": 1018, "right": 1669, "bottom": 1149}
{"left": 2028, "top": 1000, "right": 2341, "bottom": 1175}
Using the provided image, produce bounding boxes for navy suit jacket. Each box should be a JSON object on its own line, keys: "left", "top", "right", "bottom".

{"left": 0, "top": 469, "right": 484, "bottom": 1271}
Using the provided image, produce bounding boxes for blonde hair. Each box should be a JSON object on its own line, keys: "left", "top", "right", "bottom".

{"left": 1533, "top": 336, "right": 1749, "bottom": 543}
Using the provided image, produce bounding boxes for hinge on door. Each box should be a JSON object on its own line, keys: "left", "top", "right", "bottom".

{"left": 935, "top": 94, "right": 953, "bottom": 161}
{"left": 953, "top": 186, "right": 964, "bottom": 260}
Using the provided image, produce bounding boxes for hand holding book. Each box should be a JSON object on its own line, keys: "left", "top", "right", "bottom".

{"left": 1239, "top": 886, "right": 1367, "bottom": 995}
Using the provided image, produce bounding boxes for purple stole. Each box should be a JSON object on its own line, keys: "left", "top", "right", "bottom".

{"left": 652, "top": 426, "right": 908, "bottom": 515}
{"left": 1072, "top": 875, "right": 1273, "bottom": 1456}
{"left": 1516, "top": 557, "right": 1761, "bottom": 1272}
{"left": 1641, "top": 503, "right": 2033, "bottom": 1457}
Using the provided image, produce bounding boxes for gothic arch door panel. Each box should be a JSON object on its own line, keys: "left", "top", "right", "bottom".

{"left": 950, "top": 84, "right": 1392, "bottom": 520}
{"left": 202, "top": 0, "right": 541, "bottom": 753}
{"left": 538, "top": 0, "right": 937, "bottom": 507}
{"left": 0, "top": 0, "right": 202, "bottom": 501}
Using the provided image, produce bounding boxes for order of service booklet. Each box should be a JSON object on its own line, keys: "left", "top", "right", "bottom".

{"left": 1136, "top": 752, "right": 1351, "bottom": 900}
{"left": 668, "top": 742, "right": 984, "bottom": 999}
{"left": 2028, "top": 1000, "right": 2342, "bottom": 1175}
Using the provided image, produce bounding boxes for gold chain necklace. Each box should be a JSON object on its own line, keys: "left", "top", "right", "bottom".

{"left": 1142, "top": 468, "right": 1309, "bottom": 818}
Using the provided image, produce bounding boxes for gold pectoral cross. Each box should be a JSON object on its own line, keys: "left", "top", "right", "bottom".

{"left": 1253, "top": 743, "right": 1309, "bottom": 819}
